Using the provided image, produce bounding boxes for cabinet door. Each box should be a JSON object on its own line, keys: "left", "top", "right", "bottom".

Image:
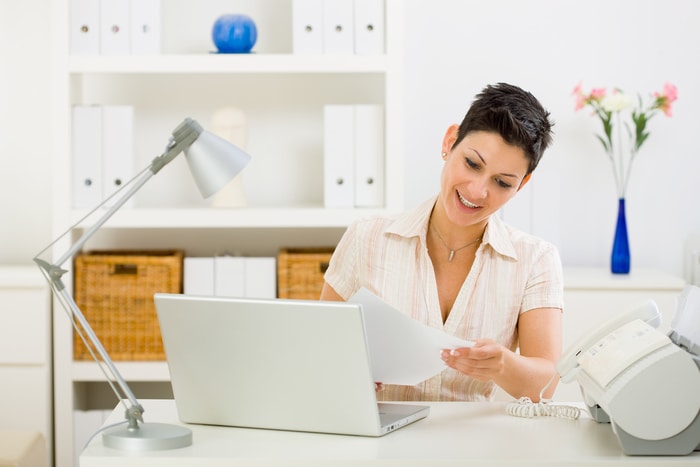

{"left": 563, "top": 289, "right": 680, "bottom": 345}
{"left": 0, "top": 284, "right": 51, "bottom": 441}
{"left": 553, "top": 288, "right": 681, "bottom": 402}
{"left": 0, "top": 367, "right": 51, "bottom": 434}
{"left": 0, "top": 288, "right": 49, "bottom": 364}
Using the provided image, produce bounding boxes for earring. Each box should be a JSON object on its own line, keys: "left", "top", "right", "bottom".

{"left": 441, "top": 152, "right": 447, "bottom": 157}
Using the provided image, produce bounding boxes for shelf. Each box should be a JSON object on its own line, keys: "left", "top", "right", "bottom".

{"left": 72, "top": 361, "right": 170, "bottom": 382}
{"left": 70, "top": 206, "right": 396, "bottom": 229}
{"left": 563, "top": 267, "right": 687, "bottom": 291}
{"left": 69, "top": 53, "right": 388, "bottom": 74}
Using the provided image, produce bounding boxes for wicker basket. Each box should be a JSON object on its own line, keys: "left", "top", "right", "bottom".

{"left": 73, "top": 250, "right": 184, "bottom": 361}
{"left": 277, "top": 248, "right": 335, "bottom": 299}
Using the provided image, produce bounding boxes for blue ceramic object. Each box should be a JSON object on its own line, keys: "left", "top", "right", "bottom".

{"left": 212, "top": 14, "right": 257, "bottom": 53}
{"left": 611, "top": 198, "right": 631, "bottom": 274}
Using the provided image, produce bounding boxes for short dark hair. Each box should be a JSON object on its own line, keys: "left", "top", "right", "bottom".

{"left": 452, "top": 83, "right": 554, "bottom": 174}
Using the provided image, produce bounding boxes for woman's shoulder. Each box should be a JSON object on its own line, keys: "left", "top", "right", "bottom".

{"left": 350, "top": 198, "right": 433, "bottom": 238}
{"left": 346, "top": 214, "right": 403, "bottom": 244}
{"left": 491, "top": 216, "right": 560, "bottom": 259}
{"left": 504, "top": 222, "right": 555, "bottom": 247}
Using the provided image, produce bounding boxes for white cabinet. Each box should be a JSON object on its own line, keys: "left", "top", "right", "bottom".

{"left": 50, "top": 1, "right": 405, "bottom": 466}
{"left": 0, "top": 266, "right": 52, "bottom": 467}
{"left": 554, "top": 267, "right": 686, "bottom": 402}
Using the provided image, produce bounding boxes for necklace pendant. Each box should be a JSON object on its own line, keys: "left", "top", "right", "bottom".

{"left": 448, "top": 250, "right": 455, "bottom": 262}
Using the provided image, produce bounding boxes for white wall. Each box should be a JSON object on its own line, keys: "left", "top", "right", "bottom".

{"left": 0, "top": 1, "right": 52, "bottom": 266}
{"left": 401, "top": 0, "right": 700, "bottom": 279}
{"left": 1, "top": 0, "right": 698, "bottom": 279}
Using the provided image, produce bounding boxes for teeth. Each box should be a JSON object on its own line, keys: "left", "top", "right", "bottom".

{"left": 458, "top": 192, "right": 480, "bottom": 208}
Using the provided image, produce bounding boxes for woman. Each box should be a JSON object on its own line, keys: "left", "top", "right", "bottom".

{"left": 320, "top": 82, "right": 563, "bottom": 402}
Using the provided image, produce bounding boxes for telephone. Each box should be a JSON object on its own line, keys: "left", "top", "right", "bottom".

{"left": 556, "top": 291, "right": 700, "bottom": 455}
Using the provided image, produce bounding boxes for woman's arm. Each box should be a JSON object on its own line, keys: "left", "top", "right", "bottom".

{"left": 320, "top": 282, "right": 345, "bottom": 301}
{"left": 441, "top": 307, "right": 562, "bottom": 401}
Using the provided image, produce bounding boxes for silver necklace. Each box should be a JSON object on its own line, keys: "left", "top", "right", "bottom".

{"left": 430, "top": 224, "right": 481, "bottom": 262}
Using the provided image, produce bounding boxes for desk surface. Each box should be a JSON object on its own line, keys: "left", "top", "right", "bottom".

{"left": 80, "top": 399, "right": 699, "bottom": 466}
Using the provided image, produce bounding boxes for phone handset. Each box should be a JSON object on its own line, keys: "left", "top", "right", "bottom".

{"left": 557, "top": 299, "right": 661, "bottom": 383}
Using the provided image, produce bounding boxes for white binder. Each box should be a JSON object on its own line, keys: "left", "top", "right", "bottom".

{"left": 244, "top": 257, "right": 277, "bottom": 299}
{"left": 129, "top": 0, "right": 161, "bottom": 55}
{"left": 322, "top": 0, "right": 354, "bottom": 54}
{"left": 184, "top": 257, "right": 215, "bottom": 296}
{"left": 100, "top": 0, "right": 131, "bottom": 55}
{"left": 323, "top": 105, "right": 355, "bottom": 208}
{"left": 72, "top": 105, "right": 103, "bottom": 209}
{"left": 353, "top": 105, "right": 384, "bottom": 208}
{"left": 214, "top": 256, "right": 246, "bottom": 298}
{"left": 101, "top": 105, "right": 134, "bottom": 206}
{"left": 292, "top": 0, "right": 324, "bottom": 54}
{"left": 69, "top": 0, "right": 100, "bottom": 55}
{"left": 353, "top": 0, "right": 385, "bottom": 55}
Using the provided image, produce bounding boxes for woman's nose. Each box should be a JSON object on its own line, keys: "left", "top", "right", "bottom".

{"left": 468, "top": 176, "right": 489, "bottom": 200}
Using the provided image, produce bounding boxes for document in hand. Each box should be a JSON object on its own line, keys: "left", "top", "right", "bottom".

{"left": 349, "top": 287, "right": 474, "bottom": 385}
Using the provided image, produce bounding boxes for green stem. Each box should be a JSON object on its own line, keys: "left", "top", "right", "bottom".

{"left": 612, "top": 112, "right": 625, "bottom": 198}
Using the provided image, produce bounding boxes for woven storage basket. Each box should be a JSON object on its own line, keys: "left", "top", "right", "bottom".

{"left": 73, "top": 250, "right": 184, "bottom": 361}
{"left": 277, "top": 248, "right": 334, "bottom": 299}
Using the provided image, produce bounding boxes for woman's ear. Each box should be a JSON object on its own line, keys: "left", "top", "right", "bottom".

{"left": 518, "top": 173, "right": 532, "bottom": 191}
{"left": 441, "top": 124, "right": 459, "bottom": 157}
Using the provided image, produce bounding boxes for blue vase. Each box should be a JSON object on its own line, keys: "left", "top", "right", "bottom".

{"left": 611, "top": 198, "right": 630, "bottom": 274}
{"left": 212, "top": 14, "right": 258, "bottom": 53}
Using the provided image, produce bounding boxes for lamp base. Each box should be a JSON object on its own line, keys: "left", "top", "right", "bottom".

{"left": 102, "top": 422, "right": 192, "bottom": 451}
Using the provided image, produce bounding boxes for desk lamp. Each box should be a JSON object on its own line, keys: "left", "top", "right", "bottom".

{"left": 34, "top": 118, "right": 251, "bottom": 450}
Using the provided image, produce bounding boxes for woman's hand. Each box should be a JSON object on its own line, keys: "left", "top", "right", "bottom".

{"left": 375, "top": 382, "right": 384, "bottom": 392}
{"left": 441, "top": 339, "right": 507, "bottom": 382}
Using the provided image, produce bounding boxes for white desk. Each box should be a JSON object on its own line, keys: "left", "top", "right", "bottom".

{"left": 81, "top": 399, "right": 699, "bottom": 466}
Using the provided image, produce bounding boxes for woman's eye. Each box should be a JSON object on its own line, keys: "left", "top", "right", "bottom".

{"left": 465, "top": 157, "right": 479, "bottom": 169}
{"left": 496, "top": 178, "right": 513, "bottom": 189}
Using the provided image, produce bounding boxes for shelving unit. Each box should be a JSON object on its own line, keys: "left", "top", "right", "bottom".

{"left": 50, "top": 1, "right": 405, "bottom": 466}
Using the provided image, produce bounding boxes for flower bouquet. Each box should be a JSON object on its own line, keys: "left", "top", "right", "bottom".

{"left": 572, "top": 82, "right": 678, "bottom": 197}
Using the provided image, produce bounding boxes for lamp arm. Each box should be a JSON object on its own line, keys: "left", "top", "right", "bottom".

{"left": 33, "top": 169, "right": 160, "bottom": 430}
{"left": 42, "top": 267, "right": 144, "bottom": 420}
{"left": 33, "top": 118, "right": 204, "bottom": 432}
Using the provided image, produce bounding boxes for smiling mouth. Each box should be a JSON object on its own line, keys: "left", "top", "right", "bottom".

{"left": 458, "top": 191, "right": 481, "bottom": 209}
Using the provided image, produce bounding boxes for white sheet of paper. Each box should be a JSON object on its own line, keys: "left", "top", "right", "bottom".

{"left": 672, "top": 285, "right": 700, "bottom": 349}
{"left": 349, "top": 287, "right": 474, "bottom": 385}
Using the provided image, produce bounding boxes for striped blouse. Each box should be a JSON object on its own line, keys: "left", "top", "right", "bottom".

{"left": 324, "top": 196, "right": 564, "bottom": 401}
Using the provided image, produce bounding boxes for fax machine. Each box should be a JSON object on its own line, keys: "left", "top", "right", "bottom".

{"left": 557, "top": 286, "right": 700, "bottom": 455}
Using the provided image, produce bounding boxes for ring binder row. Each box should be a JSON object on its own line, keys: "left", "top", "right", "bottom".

{"left": 183, "top": 255, "right": 277, "bottom": 299}
{"left": 292, "top": 0, "right": 385, "bottom": 55}
{"left": 69, "top": 0, "right": 161, "bottom": 55}
{"left": 323, "top": 105, "right": 385, "bottom": 209}
{"left": 70, "top": 0, "right": 383, "bottom": 56}
{"left": 71, "top": 105, "right": 134, "bottom": 209}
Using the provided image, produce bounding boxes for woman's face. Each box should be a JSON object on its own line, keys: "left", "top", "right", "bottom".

{"left": 439, "top": 126, "right": 530, "bottom": 228}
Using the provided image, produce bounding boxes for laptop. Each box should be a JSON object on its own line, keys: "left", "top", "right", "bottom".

{"left": 154, "top": 293, "right": 429, "bottom": 436}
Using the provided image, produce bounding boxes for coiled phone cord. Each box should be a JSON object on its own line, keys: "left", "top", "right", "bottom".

{"left": 505, "top": 372, "right": 581, "bottom": 420}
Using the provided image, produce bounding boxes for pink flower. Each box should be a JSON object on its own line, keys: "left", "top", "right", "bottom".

{"left": 571, "top": 83, "right": 606, "bottom": 111}
{"left": 571, "top": 82, "right": 586, "bottom": 110}
{"left": 654, "top": 82, "right": 678, "bottom": 116}
{"left": 590, "top": 87, "right": 606, "bottom": 100}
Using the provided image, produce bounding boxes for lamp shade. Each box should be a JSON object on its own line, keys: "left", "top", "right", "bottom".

{"left": 184, "top": 129, "right": 252, "bottom": 198}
